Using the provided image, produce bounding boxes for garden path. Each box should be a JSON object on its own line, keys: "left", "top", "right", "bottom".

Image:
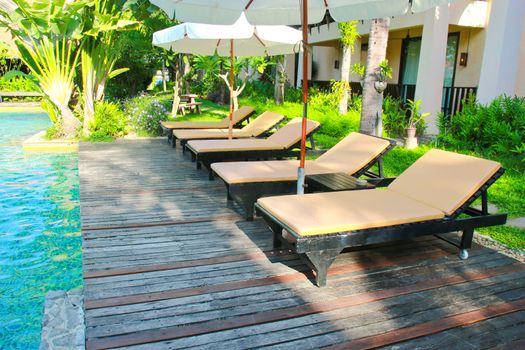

{"left": 79, "top": 139, "right": 525, "bottom": 349}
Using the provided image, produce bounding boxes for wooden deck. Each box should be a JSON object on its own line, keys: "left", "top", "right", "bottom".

{"left": 80, "top": 139, "right": 525, "bottom": 350}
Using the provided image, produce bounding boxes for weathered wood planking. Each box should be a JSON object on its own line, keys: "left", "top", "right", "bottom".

{"left": 79, "top": 139, "right": 525, "bottom": 350}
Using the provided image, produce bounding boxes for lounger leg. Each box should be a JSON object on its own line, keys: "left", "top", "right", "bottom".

{"left": 208, "top": 169, "right": 215, "bottom": 181}
{"left": 305, "top": 249, "right": 341, "bottom": 287}
{"left": 459, "top": 228, "right": 474, "bottom": 260}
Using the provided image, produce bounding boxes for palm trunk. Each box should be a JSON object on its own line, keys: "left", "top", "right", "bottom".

{"left": 338, "top": 44, "right": 352, "bottom": 114}
{"left": 360, "top": 17, "right": 390, "bottom": 136}
{"left": 274, "top": 56, "right": 285, "bottom": 105}
{"left": 61, "top": 105, "right": 81, "bottom": 136}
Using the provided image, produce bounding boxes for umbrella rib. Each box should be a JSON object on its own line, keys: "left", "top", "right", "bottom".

{"left": 253, "top": 33, "right": 266, "bottom": 47}
{"left": 245, "top": 0, "right": 254, "bottom": 10}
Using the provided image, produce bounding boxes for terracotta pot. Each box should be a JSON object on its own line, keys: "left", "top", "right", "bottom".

{"left": 406, "top": 127, "right": 417, "bottom": 139}
{"left": 374, "top": 81, "right": 387, "bottom": 93}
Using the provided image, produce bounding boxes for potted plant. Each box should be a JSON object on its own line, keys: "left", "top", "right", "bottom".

{"left": 374, "top": 59, "right": 392, "bottom": 93}
{"left": 351, "top": 63, "right": 365, "bottom": 87}
{"left": 405, "top": 99, "right": 430, "bottom": 147}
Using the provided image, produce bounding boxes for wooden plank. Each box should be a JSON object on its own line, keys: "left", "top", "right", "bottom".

{"left": 327, "top": 299, "right": 525, "bottom": 350}
{"left": 84, "top": 249, "right": 293, "bottom": 278}
{"left": 84, "top": 264, "right": 525, "bottom": 349}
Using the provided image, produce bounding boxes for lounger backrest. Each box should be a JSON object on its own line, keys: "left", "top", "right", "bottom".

{"left": 221, "top": 106, "right": 256, "bottom": 125}
{"left": 266, "top": 118, "right": 320, "bottom": 148}
{"left": 240, "top": 111, "right": 285, "bottom": 136}
{"left": 388, "top": 149, "right": 501, "bottom": 216}
{"left": 315, "top": 132, "right": 391, "bottom": 174}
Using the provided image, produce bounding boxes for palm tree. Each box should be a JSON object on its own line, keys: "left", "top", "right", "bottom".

{"left": 360, "top": 17, "right": 390, "bottom": 136}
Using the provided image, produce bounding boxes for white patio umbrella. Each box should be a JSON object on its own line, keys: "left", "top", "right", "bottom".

{"left": 150, "top": 0, "right": 456, "bottom": 193}
{"left": 152, "top": 13, "right": 302, "bottom": 139}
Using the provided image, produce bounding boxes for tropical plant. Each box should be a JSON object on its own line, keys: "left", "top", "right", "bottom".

{"left": 0, "top": 0, "right": 88, "bottom": 136}
{"left": 436, "top": 95, "right": 525, "bottom": 157}
{"left": 79, "top": 0, "right": 140, "bottom": 136}
{"left": 360, "top": 17, "right": 390, "bottom": 136}
{"left": 406, "top": 99, "right": 430, "bottom": 130}
{"left": 337, "top": 20, "right": 359, "bottom": 114}
{"left": 88, "top": 100, "right": 127, "bottom": 140}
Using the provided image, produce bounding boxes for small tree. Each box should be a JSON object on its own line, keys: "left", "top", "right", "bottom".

{"left": 337, "top": 20, "right": 360, "bottom": 114}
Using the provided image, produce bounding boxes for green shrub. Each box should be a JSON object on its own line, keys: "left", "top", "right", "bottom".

{"left": 382, "top": 96, "right": 406, "bottom": 138}
{"left": 88, "top": 101, "right": 127, "bottom": 140}
{"left": 437, "top": 95, "right": 525, "bottom": 156}
{"left": 0, "top": 76, "right": 40, "bottom": 101}
{"left": 124, "top": 96, "right": 170, "bottom": 136}
{"left": 284, "top": 86, "right": 302, "bottom": 103}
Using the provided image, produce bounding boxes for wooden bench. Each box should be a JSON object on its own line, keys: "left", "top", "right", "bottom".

{"left": 0, "top": 91, "right": 43, "bottom": 105}
{"left": 178, "top": 102, "right": 202, "bottom": 115}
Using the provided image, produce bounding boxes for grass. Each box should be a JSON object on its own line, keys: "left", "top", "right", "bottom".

{"left": 165, "top": 97, "right": 525, "bottom": 251}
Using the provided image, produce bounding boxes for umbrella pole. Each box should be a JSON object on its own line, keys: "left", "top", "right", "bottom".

{"left": 297, "top": 0, "right": 309, "bottom": 195}
{"left": 228, "top": 39, "right": 234, "bottom": 140}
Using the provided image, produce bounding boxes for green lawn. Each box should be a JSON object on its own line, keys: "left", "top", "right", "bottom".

{"left": 172, "top": 97, "right": 525, "bottom": 250}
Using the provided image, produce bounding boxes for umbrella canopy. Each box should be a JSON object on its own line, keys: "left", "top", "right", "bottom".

{"left": 153, "top": 13, "right": 302, "bottom": 56}
{"left": 150, "top": 0, "right": 455, "bottom": 25}
{"left": 153, "top": 13, "right": 301, "bottom": 139}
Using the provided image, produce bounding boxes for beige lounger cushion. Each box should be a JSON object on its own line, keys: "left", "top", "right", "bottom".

{"left": 388, "top": 149, "right": 501, "bottom": 216}
{"left": 316, "top": 132, "right": 391, "bottom": 170}
{"left": 188, "top": 117, "right": 319, "bottom": 153}
{"left": 172, "top": 111, "right": 284, "bottom": 140}
{"left": 173, "top": 129, "right": 242, "bottom": 140}
{"left": 257, "top": 189, "right": 444, "bottom": 236}
{"left": 161, "top": 106, "right": 255, "bottom": 129}
{"left": 211, "top": 132, "right": 391, "bottom": 184}
{"left": 266, "top": 118, "right": 320, "bottom": 148}
{"left": 188, "top": 139, "right": 283, "bottom": 152}
{"left": 212, "top": 160, "right": 339, "bottom": 183}
{"left": 240, "top": 111, "right": 284, "bottom": 136}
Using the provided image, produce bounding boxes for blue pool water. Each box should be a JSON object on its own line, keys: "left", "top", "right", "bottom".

{"left": 0, "top": 112, "right": 82, "bottom": 349}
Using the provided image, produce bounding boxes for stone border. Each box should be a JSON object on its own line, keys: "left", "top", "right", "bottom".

{"left": 40, "top": 288, "right": 84, "bottom": 350}
{"left": 23, "top": 131, "right": 78, "bottom": 152}
{"left": 474, "top": 232, "right": 524, "bottom": 263}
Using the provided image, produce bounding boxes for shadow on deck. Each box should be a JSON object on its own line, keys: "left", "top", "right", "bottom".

{"left": 79, "top": 139, "right": 525, "bottom": 350}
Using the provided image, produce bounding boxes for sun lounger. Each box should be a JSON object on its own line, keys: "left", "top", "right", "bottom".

{"left": 255, "top": 149, "right": 507, "bottom": 287}
{"left": 160, "top": 106, "right": 256, "bottom": 147}
{"left": 186, "top": 118, "right": 321, "bottom": 179}
{"left": 172, "top": 111, "right": 285, "bottom": 150}
{"left": 211, "top": 132, "right": 395, "bottom": 219}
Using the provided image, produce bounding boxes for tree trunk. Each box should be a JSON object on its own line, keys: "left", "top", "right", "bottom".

{"left": 171, "top": 71, "right": 181, "bottom": 118}
{"left": 183, "top": 55, "right": 191, "bottom": 94}
{"left": 360, "top": 17, "right": 390, "bottom": 136}
{"left": 61, "top": 105, "right": 81, "bottom": 137}
{"left": 274, "top": 56, "right": 286, "bottom": 105}
{"left": 338, "top": 44, "right": 352, "bottom": 114}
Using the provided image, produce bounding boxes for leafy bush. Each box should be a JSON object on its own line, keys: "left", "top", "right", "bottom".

{"left": 242, "top": 80, "right": 274, "bottom": 103}
{"left": 88, "top": 101, "right": 127, "bottom": 140}
{"left": 382, "top": 96, "right": 407, "bottom": 138}
{"left": 284, "top": 86, "right": 302, "bottom": 103}
{"left": 124, "top": 95, "right": 170, "bottom": 136}
{"left": 0, "top": 76, "right": 40, "bottom": 101}
{"left": 437, "top": 95, "right": 525, "bottom": 157}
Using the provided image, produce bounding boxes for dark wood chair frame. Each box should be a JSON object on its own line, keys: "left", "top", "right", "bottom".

{"left": 254, "top": 168, "right": 507, "bottom": 287}
{"left": 222, "top": 136, "right": 396, "bottom": 220}
{"left": 160, "top": 109, "right": 257, "bottom": 148}
{"left": 186, "top": 124, "right": 322, "bottom": 181}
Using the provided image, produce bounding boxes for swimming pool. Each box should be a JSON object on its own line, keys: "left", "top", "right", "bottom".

{"left": 0, "top": 112, "right": 82, "bottom": 349}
